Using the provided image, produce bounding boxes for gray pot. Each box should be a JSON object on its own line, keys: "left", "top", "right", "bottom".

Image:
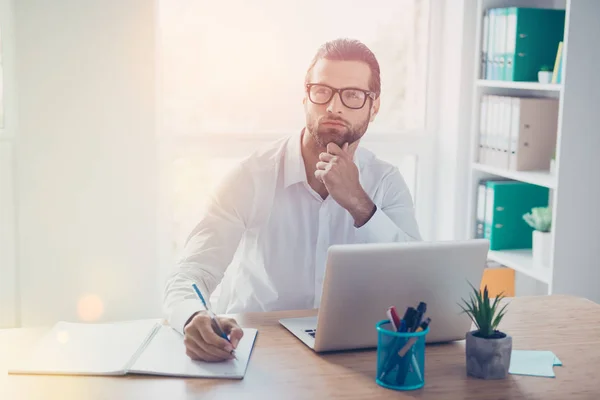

{"left": 465, "top": 331, "right": 512, "bottom": 379}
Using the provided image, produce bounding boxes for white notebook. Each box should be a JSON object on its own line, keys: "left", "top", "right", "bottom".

{"left": 8, "top": 319, "right": 258, "bottom": 379}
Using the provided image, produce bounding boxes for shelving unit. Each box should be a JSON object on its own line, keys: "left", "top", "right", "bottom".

{"left": 475, "top": 79, "right": 562, "bottom": 92}
{"left": 488, "top": 250, "right": 552, "bottom": 284}
{"left": 466, "top": 0, "right": 600, "bottom": 302}
{"left": 472, "top": 163, "right": 557, "bottom": 189}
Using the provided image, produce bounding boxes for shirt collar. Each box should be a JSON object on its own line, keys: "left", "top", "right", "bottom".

{"left": 283, "top": 130, "right": 307, "bottom": 188}
{"left": 283, "top": 129, "right": 364, "bottom": 189}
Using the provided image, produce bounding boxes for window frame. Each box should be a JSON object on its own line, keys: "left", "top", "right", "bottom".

{"left": 156, "top": 0, "right": 443, "bottom": 262}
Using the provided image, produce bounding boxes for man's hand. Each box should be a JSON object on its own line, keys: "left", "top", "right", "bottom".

{"left": 315, "top": 142, "right": 376, "bottom": 227}
{"left": 183, "top": 311, "right": 244, "bottom": 362}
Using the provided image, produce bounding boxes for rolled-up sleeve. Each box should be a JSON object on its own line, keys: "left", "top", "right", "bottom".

{"left": 163, "top": 165, "right": 251, "bottom": 334}
{"left": 355, "top": 167, "right": 422, "bottom": 243}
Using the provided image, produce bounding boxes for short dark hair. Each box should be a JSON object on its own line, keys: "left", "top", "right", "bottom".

{"left": 305, "top": 38, "right": 381, "bottom": 98}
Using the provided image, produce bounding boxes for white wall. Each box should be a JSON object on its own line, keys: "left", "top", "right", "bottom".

{"left": 14, "top": 0, "right": 161, "bottom": 326}
{"left": 0, "top": 0, "right": 18, "bottom": 328}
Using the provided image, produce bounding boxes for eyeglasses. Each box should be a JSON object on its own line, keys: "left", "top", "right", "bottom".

{"left": 306, "top": 83, "right": 376, "bottom": 110}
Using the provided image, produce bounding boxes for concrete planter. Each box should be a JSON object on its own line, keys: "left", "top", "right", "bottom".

{"left": 465, "top": 331, "right": 512, "bottom": 379}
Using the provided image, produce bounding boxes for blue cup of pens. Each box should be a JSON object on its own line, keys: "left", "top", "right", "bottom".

{"left": 376, "top": 302, "right": 431, "bottom": 391}
{"left": 375, "top": 321, "right": 429, "bottom": 390}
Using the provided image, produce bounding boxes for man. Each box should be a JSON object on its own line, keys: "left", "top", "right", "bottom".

{"left": 164, "top": 38, "right": 421, "bottom": 362}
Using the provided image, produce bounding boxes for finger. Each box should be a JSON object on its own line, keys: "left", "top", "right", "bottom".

{"left": 184, "top": 334, "right": 221, "bottom": 362}
{"left": 185, "top": 316, "right": 230, "bottom": 350}
{"left": 228, "top": 327, "right": 244, "bottom": 349}
{"left": 317, "top": 161, "right": 334, "bottom": 170}
{"left": 188, "top": 319, "right": 234, "bottom": 360}
{"left": 326, "top": 142, "right": 345, "bottom": 156}
{"left": 314, "top": 169, "right": 325, "bottom": 183}
{"left": 343, "top": 142, "right": 349, "bottom": 152}
{"left": 347, "top": 140, "right": 360, "bottom": 158}
{"left": 194, "top": 330, "right": 235, "bottom": 361}
{"left": 199, "top": 318, "right": 233, "bottom": 350}
{"left": 221, "top": 318, "right": 245, "bottom": 348}
{"left": 196, "top": 323, "right": 234, "bottom": 358}
{"left": 319, "top": 152, "right": 335, "bottom": 162}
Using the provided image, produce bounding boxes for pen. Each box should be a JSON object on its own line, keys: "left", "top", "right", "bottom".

{"left": 398, "top": 318, "right": 431, "bottom": 357}
{"left": 402, "top": 307, "right": 417, "bottom": 332}
{"left": 387, "top": 306, "right": 401, "bottom": 331}
{"left": 192, "top": 283, "right": 237, "bottom": 360}
{"left": 396, "top": 317, "right": 431, "bottom": 385}
{"left": 412, "top": 302, "right": 427, "bottom": 331}
{"left": 379, "top": 306, "right": 415, "bottom": 380}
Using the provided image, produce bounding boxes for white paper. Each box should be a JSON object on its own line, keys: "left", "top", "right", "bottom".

{"left": 9, "top": 319, "right": 160, "bottom": 376}
{"left": 129, "top": 325, "right": 258, "bottom": 379}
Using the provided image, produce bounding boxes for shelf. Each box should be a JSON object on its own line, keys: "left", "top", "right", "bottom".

{"left": 472, "top": 163, "right": 557, "bottom": 189}
{"left": 488, "top": 249, "right": 552, "bottom": 284}
{"left": 476, "top": 80, "right": 562, "bottom": 92}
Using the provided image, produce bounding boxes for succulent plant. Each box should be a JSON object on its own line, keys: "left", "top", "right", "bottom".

{"left": 459, "top": 282, "right": 508, "bottom": 339}
{"left": 523, "top": 206, "right": 552, "bottom": 232}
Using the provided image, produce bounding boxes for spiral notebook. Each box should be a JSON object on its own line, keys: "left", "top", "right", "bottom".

{"left": 8, "top": 319, "right": 258, "bottom": 379}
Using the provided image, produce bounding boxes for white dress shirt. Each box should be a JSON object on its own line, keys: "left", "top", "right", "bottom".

{"left": 164, "top": 132, "right": 421, "bottom": 333}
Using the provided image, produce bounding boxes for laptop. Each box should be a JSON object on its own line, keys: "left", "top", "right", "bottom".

{"left": 279, "top": 239, "right": 489, "bottom": 352}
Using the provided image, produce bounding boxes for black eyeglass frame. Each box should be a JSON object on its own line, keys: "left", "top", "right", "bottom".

{"left": 305, "top": 83, "right": 377, "bottom": 110}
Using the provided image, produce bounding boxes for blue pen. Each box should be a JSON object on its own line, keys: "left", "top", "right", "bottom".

{"left": 192, "top": 283, "right": 237, "bottom": 359}
{"left": 398, "top": 320, "right": 407, "bottom": 333}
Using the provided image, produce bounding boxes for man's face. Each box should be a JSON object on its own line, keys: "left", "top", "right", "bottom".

{"left": 304, "top": 59, "right": 380, "bottom": 148}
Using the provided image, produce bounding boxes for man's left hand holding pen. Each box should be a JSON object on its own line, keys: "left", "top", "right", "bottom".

{"left": 182, "top": 283, "right": 244, "bottom": 362}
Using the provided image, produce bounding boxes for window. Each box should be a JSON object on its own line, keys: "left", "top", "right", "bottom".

{"left": 158, "top": 0, "right": 436, "bottom": 258}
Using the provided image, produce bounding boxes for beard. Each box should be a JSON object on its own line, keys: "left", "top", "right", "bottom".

{"left": 305, "top": 113, "right": 370, "bottom": 148}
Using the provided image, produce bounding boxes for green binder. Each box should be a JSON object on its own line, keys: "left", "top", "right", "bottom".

{"left": 484, "top": 181, "right": 549, "bottom": 250}
{"left": 504, "top": 7, "right": 565, "bottom": 82}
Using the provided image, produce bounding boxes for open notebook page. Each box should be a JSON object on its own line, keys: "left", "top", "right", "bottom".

{"left": 129, "top": 325, "right": 258, "bottom": 379}
{"left": 9, "top": 319, "right": 160, "bottom": 376}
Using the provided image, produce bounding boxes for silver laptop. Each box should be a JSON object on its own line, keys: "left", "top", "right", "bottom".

{"left": 279, "top": 239, "right": 489, "bottom": 352}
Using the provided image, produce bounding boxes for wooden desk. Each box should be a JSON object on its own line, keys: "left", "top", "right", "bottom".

{"left": 2, "top": 295, "right": 600, "bottom": 399}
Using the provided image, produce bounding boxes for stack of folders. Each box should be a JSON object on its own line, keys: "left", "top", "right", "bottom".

{"left": 475, "top": 180, "right": 549, "bottom": 251}
{"left": 480, "top": 7, "right": 565, "bottom": 81}
{"left": 478, "top": 95, "right": 558, "bottom": 171}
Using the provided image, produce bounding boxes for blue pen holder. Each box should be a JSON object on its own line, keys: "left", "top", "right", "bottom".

{"left": 375, "top": 320, "right": 429, "bottom": 391}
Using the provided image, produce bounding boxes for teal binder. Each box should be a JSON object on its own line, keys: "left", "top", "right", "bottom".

{"left": 504, "top": 8, "right": 565, "bottom": 82}
{"left": 484, "top": 181, "right": 549, "bottom": 250}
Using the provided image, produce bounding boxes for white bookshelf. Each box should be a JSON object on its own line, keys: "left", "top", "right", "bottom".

{"left": 475, "top": 79, "right": 562, "bottom": 92}
{"left": 467, "top": 0, "right": 600, "bottom": 302}
{"left": 472, "top": 163, "right": 557, "bottom": 189}
{"left": 488, "top": 250, "right": 552, "bottom": 284}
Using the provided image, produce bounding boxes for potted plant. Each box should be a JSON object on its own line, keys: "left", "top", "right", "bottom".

{"left": 538, "top": 65, "right": 553, "bottom": 83}
{"left": 460, "top": 283, "right": 511, "bottom": 380}
{"left": 523, "top": 207, "right": 552, "bottom": 267}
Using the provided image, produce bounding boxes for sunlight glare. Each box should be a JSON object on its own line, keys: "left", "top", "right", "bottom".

{"left": 77, "top": 294, "right": 104, "bottom": 322}
{"left": 56, "top": 330, "right": 70, "bottom": 344}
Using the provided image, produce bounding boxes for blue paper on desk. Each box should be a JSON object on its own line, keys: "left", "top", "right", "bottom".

{"left": 509, "top": 350, "right": 562, "bottom": 378}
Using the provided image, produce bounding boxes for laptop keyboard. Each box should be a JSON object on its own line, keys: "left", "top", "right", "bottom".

{"left": 304, "top": 329, "right": 316, "bottom": 338}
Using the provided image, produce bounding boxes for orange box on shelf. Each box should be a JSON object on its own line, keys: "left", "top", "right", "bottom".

{"left": 480, "top": 266, "right": 515, "bottom": 297}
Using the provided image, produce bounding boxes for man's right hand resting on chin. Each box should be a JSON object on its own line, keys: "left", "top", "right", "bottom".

{"left": 183, "top": 311, "right": 244, "bottom": 362}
